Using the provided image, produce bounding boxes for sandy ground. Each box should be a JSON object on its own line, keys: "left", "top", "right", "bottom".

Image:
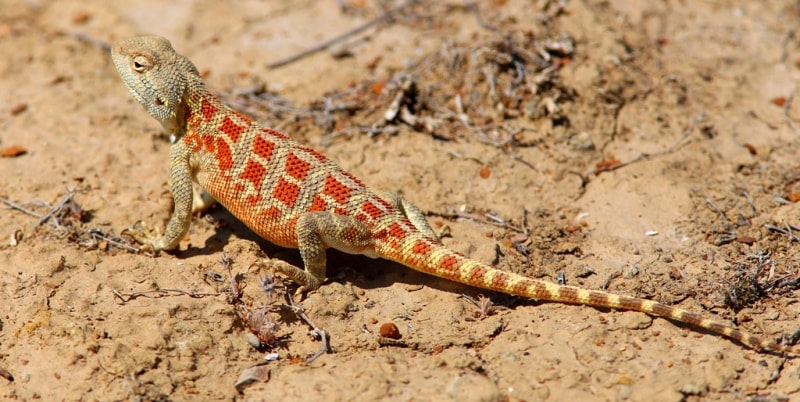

{"left": 2, "top": 1, "right": 800, "bottom": 401}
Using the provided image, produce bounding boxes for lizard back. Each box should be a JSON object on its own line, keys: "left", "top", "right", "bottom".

{"left": 180, "top": 88, "right": 390, "bottom": 249}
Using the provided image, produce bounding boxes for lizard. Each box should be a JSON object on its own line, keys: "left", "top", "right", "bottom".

{"left": 111, "top": 35, "right": 797, "bottom": 355}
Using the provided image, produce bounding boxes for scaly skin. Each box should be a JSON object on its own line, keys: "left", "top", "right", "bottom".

{"left": 112, "top": 35, "right": 797, "bottom": 354}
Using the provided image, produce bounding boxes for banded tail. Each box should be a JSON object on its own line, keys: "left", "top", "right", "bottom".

{"left": 379, "top": 231, "right": 796, "bottom": 354}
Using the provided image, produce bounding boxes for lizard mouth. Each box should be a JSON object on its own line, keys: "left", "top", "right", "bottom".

{"left": 155, "top": 97, "right": 165, "bottom": 106}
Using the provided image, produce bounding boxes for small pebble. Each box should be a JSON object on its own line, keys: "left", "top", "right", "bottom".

{"left": 246, "top": 333, "right": 261, "bottom": 349}
{"left": 235, "top": 365, "right": 271, "bottom": 392}
{"left": 379, "top": 322, "right": 401, "bottom": 339}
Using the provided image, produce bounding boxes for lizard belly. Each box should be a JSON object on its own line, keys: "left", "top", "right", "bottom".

{"left": 200, "top": 172, "right": 301, "bottom": 249}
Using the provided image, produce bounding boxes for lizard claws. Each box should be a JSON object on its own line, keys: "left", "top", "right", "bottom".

{"left": 122, "top": 221, "right": 162, "bottom": 254}
{"left": 250, "top": 260, "right": 318, "bottom": 300}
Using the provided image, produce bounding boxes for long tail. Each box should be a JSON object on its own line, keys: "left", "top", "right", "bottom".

{"left": 379, "top": 234, "right": 796, "bottom": 354}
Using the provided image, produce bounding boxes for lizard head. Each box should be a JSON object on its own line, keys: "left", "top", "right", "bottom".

{"left": 111, "top": 35, "right": 201, "bottom": 135}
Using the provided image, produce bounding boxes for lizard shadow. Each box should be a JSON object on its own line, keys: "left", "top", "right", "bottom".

{"left": 168, "top": 208, "right": 639, "bottom": 315}
{"left": 168, "top": 206, "right": 286, "bottom": 259}
{"left": 174, "top": 206, "right": 531, "bottom": 306}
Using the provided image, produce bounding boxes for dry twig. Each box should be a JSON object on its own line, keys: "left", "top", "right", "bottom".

{"left": 281, "top": 287, "right": 333, "bottom": 363}
{"left": 782, "top": 88, "right": 798, "bottom": 135}
{"left": 267, "top": 0, "right": 417, "bottom": 69}
{"left": 113, "top": 287, "right": 218, "bottom": 302}
{"left": 587, "top": 113, "right": 704, "bottom": 176}
{"left": 428, "top": 209, "right": 525, "bottom": 233}
{"left": 0, "top": 367, "right": 13, "bottom": 382}
{"left": 765, "top": 223, "right": 800, "bottom": 243}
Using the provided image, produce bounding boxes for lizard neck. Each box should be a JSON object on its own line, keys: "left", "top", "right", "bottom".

{"left": 172, "top": 76, "right": 220, "bottom": 141}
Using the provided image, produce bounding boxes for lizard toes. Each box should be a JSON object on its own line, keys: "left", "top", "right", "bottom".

{"left": 122, "top": 221, "right": 162, "bottom": 254}
{"left": 250, "top": 259, "right": 322, "bottom": 294}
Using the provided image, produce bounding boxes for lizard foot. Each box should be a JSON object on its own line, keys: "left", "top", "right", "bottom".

{"left": 251, "top": 259, "right": 323, "bottom": 297}
{"left": 122, "top": 221, "right": 162, "bottom": 254}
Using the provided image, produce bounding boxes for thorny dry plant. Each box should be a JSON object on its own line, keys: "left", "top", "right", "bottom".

{"left": 220, "top": 254, "right": 332, "bottom": 362}
{"left": 461, "top": 293, "right": 497, "bottom": 320}
{"left": 367, "top": 32, "right": 575, "bottom": 141}
{"left": 2, "top": 190, "right": 87, "bottom": 235}
{"left": 699, "top": 187, "right": 800, "bottom": 315}
{"left": 724, "top": 250, "right": 800, "bottom": 313}
{"left": 2, "top": 190, "right": 137, "bottom": 253}
{"left": 239, "top": 303, "right": 283, "bottom": 348}
{"left": 218, "top": 253, "right": 284, "bottom": 349}
{"left": 223, "top": 29, "right": 575, "bottom": 155}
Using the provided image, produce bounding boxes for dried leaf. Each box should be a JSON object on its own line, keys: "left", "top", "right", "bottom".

{"left": 595, "top": 159, "right": 621, "bottom": 172}
{"left": 787, "top": 193, "right": 800, "bottom": 202}
{"left": 72, "top": 11, "right": 92, "bottom": 24}
{"left": 0, "top": 145, "right": 27, "bottom": 157}
{"left": 371, "top": 81, "right": 386, "bottom": 95}
{"left": 736, "top": 236, "right": 756, "bottom": 245}
{"left": 10, "top": 103, "right": 27, "bottom": 115}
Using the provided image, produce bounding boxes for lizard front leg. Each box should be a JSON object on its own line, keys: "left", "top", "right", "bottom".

{"left": 254, "top": 212, "right": 377, "bottom": 293}
{"left": 123, "top": 143, "right": 194, "bottom": 253}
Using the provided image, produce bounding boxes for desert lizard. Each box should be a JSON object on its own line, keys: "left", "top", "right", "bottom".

{"left": 111, "top": 35, "right": 796, "bottom": 355}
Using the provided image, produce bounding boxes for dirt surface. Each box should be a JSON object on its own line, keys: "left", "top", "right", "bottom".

{"left": 3, "top": 1, "right": 800, "bottom": 401}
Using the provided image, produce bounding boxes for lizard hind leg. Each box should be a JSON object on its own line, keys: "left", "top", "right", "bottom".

{"left": 254, "top": 211, "right": 377, "bottom": 294}
{"left": 192, "top": 186, "right": 216, "bottom": 214}
{"left": 379, "top": 191, "right": 439, "bottom": 241}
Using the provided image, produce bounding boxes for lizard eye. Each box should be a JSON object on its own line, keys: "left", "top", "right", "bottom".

{"left": 132, "top": 55, "right": 151, "bottom": 73}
